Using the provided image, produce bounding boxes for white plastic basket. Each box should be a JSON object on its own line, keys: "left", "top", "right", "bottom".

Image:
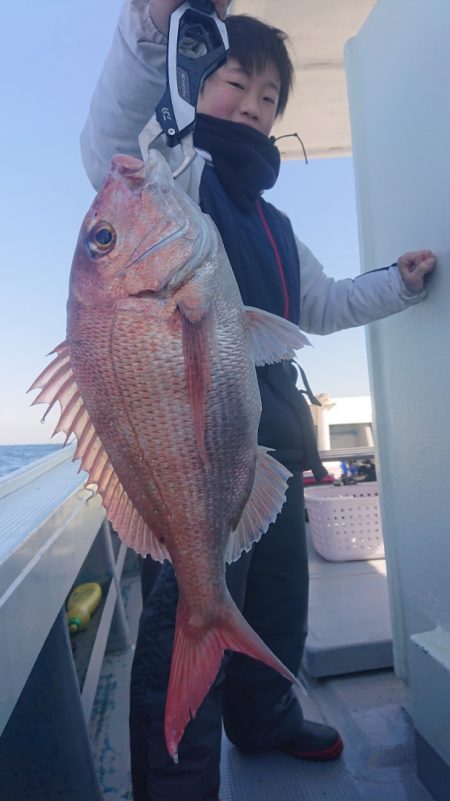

{"left": 304, "top": 482, "right": 384, "bottom": 562}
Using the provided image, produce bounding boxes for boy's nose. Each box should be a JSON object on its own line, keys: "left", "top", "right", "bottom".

{"left": 239, "top": 92, "right": 260, "bottom": 121}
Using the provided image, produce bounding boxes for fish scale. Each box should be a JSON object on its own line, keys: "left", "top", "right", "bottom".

{"left": 71, "top": 317, "right": 167, "bottom": 522}
{"left": 78, "top": 302, "right": 239, "bottom": 585}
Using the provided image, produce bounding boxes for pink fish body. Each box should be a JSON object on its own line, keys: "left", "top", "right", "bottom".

{"left": 30, "top": 151, "right": 309, "bottom": 760}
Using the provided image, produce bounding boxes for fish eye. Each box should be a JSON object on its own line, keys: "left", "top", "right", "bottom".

{"left": 88, "top": 221, "right": 117, "bottom": 255}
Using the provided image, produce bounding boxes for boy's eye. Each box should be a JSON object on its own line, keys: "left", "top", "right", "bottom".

{"left": 264, "top": 96, "right": 276, "bottom": 105}
{"left": 228, "top": 81, "right": 245, "bottom": 90}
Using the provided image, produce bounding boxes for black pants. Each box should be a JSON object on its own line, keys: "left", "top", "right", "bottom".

{"left": 129, "top": 476, "right": 309, "bottom": 801}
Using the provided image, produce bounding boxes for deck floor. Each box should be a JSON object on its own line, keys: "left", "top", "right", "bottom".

{"left": 89, "top": 566, "right": 434, "bottom": 801}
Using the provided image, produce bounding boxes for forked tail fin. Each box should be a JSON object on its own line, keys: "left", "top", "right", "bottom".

{"left": 164, "top": 596, "right": 298, "bottom": 761}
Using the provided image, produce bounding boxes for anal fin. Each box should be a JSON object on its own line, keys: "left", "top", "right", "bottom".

{"left": 225, "top": 446, "right": 291, "bottom": 563}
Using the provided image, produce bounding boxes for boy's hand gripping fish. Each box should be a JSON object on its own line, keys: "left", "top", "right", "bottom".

{"left": 29, "top": 151, "right": 310, "bottom": 761}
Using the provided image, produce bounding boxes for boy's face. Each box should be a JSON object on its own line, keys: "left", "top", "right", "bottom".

{"left": 197, "top": 57, "right": 281, "bottom": 137}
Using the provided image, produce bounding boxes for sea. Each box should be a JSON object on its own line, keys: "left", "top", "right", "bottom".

{"left": 0, "top": 444, "right": 63, "bottom": 479}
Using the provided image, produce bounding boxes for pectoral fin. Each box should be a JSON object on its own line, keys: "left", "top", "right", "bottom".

{"left": 178, "top": 304, "right": 213, "bottom": 466}
{"left": 244, "top": 306, "right": 310, "bottom": 366}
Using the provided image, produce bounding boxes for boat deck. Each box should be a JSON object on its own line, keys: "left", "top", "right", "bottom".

{"left": 90, "top": 553, "right": 433, "bottom": 801}
{"left": 0, "top": 450, "right": 437, "bottom": 800}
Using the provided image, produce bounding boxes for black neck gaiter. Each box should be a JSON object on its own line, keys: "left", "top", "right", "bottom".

{"left": 193, "top": 113, "right": 281, "bottom": 211}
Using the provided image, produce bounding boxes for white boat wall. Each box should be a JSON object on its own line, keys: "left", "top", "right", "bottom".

{"left": 345, "top": 1, "right": 450, "bottom": 794}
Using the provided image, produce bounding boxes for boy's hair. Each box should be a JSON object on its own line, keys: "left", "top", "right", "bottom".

{"left": 225, "top": 15, "right": 294, "bottom": 117}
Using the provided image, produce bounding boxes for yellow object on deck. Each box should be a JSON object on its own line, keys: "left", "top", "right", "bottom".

{"left": 66, "top": 581, "right": 102, "bottom": 634}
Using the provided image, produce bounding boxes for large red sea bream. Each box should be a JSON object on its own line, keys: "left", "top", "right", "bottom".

{"left": 29, "top": 150, "right": 309, "bottom": 760}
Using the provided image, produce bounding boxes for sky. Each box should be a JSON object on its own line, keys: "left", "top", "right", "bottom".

{"left": 1, "top": 0, "right": 370, "bottom": 445}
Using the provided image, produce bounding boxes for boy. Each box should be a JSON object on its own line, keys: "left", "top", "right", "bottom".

{"left": 81, "top": 2, "right": 435, "bottom": 799}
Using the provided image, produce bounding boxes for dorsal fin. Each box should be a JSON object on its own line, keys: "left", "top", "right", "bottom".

{"left": 29, "top": 343, "right": 170, "bottom": 562}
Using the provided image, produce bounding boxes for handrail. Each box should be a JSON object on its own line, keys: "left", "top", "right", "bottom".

{"left": 0, "top": 443, "right": 81, "bottom": 500}
{"left": 319, "top": 445, "right": 375, "bottom": 462}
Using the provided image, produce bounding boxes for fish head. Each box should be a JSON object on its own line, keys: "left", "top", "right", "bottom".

{"left": 69, "top": 150, "right": 214, "bottom": 310}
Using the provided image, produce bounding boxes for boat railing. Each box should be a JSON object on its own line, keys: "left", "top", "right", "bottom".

{"left": 0, "top": 445, "right": 134, "bottom": 800}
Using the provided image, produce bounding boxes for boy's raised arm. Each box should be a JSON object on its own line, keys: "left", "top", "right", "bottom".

{"left": 80, "top": 1, "right": 169, "bottom": 189}
{"left": 80, "top": 0, "right": 229, "bottom": 189}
